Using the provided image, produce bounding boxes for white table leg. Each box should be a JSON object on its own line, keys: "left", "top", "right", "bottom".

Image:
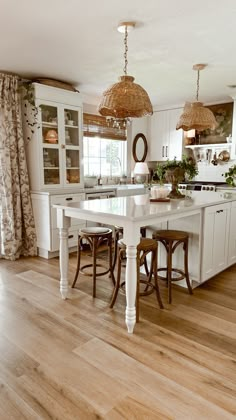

{"left": 59, "top": 227, "right": 69, "bottom": 299}
{"left": 125, "top": 245, "right": 137, "bottom": 333}
{"left": 57, "top": 209, "right": 71, "bottom": 300}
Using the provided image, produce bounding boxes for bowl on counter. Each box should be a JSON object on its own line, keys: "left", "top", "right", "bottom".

{"left": 84, "top": 176, "right": 97, "bottom": 188}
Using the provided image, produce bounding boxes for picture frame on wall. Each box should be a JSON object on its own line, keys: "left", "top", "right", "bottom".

{"left": 197, "top": 102, "right": 233, "bottom": 144}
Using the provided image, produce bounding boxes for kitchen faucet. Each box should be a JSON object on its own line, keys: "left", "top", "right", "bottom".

{"left": 110, "top": 156, "right": 122, "bottom": 180}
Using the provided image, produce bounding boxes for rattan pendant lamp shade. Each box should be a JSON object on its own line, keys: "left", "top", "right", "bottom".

{"left": 176, "top": 64, "right": 217, "bottom": 131}
{"left": 98, "top": 22, "right": 153, "bottom": 119}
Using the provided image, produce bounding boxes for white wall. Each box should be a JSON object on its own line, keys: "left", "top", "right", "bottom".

{"left": 195, "top": 159, "right": 236, "bottom": 183}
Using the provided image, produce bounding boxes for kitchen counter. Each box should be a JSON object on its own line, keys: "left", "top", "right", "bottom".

{"left": 31, "top": 184, "right": 146, "bottom": 195}
{"left": 54, "top": 190, "right": 236, "bottom": 334}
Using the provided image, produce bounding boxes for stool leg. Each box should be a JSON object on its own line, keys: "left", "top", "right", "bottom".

{"left": 112, "top": 229, "right": 120, "bottom": 273}
{"left": 72, "top": 236, "right": 82, "bottom": 288}
{"left": 184, "top": 240, "right": 193, "bottom": 295}
{"left": 92, "top": 236, "right": 97, "bottom": 298}
{"left": 108, "top": 234, "right": 116, "bottom": 286}
{"left": 167, "top": 241, "right": 173, "bottom": 304}
{"left": 153, "top": 248, "right": 164, "bottom": 309}
{"left": 110, "top": 249, "right": 122, "bottom": 308}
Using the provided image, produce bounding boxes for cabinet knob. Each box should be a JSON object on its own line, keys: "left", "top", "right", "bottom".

{"left": 61, "top": 144, "right": 65, "bottom": 149}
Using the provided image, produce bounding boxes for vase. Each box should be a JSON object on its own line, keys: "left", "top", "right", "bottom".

{"left": 165, "top": 168, "right": 185, "bottom": 199}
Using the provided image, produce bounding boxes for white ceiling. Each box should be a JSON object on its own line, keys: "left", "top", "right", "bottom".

{"left": 1, "top": 0, "right": 236, "bottom": 109}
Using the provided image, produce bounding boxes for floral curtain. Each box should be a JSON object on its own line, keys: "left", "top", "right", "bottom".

{"left": 0, "top": 73, "right": 37, "bottom": 260}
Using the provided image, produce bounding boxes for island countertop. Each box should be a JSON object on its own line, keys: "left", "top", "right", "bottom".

{"left": 54, "top": 190, "right": 236, "bottom": 224}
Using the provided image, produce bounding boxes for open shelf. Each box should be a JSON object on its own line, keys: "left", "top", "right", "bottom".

{"left": 185, "top": 143, "right": 232, "bottom": 149}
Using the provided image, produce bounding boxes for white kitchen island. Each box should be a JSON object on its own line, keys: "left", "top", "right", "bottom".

{"left": 54, "top": 190, "right": 236, "bottom": 333}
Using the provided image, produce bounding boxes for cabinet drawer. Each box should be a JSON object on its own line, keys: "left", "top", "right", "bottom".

{"left": 52, "top": 227, "right": 81, "bottom": 252}
{"left": 51, "top": 193, "right": 85, "bottom": 205}
{"left": 51, "top": 193, "right": 85, "bottom": 229}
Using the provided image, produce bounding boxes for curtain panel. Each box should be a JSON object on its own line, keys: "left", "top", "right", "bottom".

{"left": 0, "top": 73, "right": 37, "bottom": 259}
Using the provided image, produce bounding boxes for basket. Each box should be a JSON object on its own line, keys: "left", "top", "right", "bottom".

{"left": 33, "top": 78, "right": 79, "bottom": 93}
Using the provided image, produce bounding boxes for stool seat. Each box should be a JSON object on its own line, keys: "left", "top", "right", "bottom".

{"left": 118, "top": 238, "right": 157, "bottom": 252}
{"left": 153, "top": 229, "right": 188, "bottom": 241}
{"left": 80, "top": 227, "right": 110, "bottom": 235}
{"left": 110, "top": 237, "right": 163, "bottom": 322}
{"left": 72, "top": 227, "right": 115, "bottom": 298}
{"left": 152, "top": 229, "right": 193, "bottom": 304}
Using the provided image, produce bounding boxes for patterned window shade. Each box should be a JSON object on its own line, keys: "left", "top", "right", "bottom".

{"left": 83, "top": 113, "right": 127, "bottom": 141}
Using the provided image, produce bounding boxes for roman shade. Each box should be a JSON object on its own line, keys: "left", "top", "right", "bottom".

{"left": 83, "top": 113, "right": 127, "bottom": 141}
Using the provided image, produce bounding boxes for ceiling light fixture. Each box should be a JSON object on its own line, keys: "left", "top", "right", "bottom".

{"left": 98, "top": 21, "right": 153, "bottom": 120}
{"left": 106, "top": 116, "right": 131, "bottom": 130}
{"left": 176, "top": 64, "right": 217, "bottom": 132}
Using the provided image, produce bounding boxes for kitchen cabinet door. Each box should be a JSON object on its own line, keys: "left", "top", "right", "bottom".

{"left": 228, "top": 201, "right": 236, "bottom": 265}
{"left": 149, "top": 110, "right": 168, "bottom": 161}
{"left": 201, "top": 202, "right": 230, "bottom": 282}
{"left": 148, "top": 108, "right": 183, "bottom": 161}
{"left": 168, "top": 108, "right": 183, "bottom": 160}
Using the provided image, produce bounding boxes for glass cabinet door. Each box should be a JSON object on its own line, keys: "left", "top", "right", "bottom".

{"left": 40, "top": 104, "right": 60, "bottom": 186}
{"left": 64, "top": 107, "right": 81, "bottom": 185}
{"left": 38, "top": 103, "right": 81, "bottom": 188}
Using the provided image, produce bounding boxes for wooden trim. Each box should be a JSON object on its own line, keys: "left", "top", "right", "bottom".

{"left": 132, "top": 133, "right": 148, "bottom": 162}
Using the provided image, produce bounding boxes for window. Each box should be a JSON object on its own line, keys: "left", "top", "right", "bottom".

{"left": 83, "top": 137, "right": 126, "bottom": 177}
{"left": 83, "top": 113, "right": 127, "bottom": 177}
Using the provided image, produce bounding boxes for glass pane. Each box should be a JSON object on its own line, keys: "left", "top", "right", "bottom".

{"left": 43, "top": 148, "right": 60, "bottom": 185}
{"left": 65, "top": 127, "right": 78, "bottom": 146}
{"left": 40, "top": 105, "right": 59, "bottom": 144}
{"left": 64, "top": 109, "right": 78, "bottom": 126}
{"left": 40, "top": 105, "right": 58, "bottom": 124}
{"left": 42, "top": 127, "right": 58, "bottom": 144}
{"left": 66, "top": 169, "right": 80, "bottom": 184}
{"left": 66, "top": 150, "right": 80, "bottom": 184}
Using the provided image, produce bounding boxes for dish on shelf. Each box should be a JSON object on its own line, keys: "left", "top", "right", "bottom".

{"left": 218, "top": 150, "right": 230, "bottom": 162}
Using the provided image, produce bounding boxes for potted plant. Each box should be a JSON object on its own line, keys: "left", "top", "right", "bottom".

{"left": 222, "top": 164, "right": 236, "bottom": 187}
{"left": 155, "top": 156, "right": 198, "bottom": 199}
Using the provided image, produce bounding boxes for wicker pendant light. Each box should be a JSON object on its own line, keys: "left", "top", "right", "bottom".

{"left": 176, "top": 64, "right": 217, "bottom": 131}
{"left": 98, "top": 22, "right": 153, "bottom": 119}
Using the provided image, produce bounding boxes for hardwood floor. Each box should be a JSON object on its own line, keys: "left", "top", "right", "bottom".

{"left": 0, "top": 251, "right": 235, "bottom": 419}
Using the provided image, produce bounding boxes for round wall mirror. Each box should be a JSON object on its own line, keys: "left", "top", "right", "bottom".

{"left": 132, "top": 133, "right": 148, "bottom": 162}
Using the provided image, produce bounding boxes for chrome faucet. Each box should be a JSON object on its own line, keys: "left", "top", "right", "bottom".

{"left": 110, "top": 156, "right": 122, "bottom": 180}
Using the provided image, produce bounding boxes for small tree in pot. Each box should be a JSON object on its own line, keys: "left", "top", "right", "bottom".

{"left": 155, "top": 156, "right": 198, "bottom": 199}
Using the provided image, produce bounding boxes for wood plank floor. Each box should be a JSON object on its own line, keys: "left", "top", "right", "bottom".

{"left": 0, "top": 251, "right": 235, "bottom": 419}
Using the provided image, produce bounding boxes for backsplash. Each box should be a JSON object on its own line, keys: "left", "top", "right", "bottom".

{"left": 194, "top": 160, "right": 236, "bottom": 182}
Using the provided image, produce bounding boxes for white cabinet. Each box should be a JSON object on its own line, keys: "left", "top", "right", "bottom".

{"left": 149, "top": 108, "right": 183, "bottom": 161}
{"left": 23, "top": 83, "right": 84, "bottom": 192}
{"left": 228, "top": 201, "right": 236, "bottom": 265}
{"left": 31, "top": 192, "right": 85, "bottom": 259}
{"left": 201, "top": 202, "right": 230, "bottom": 282}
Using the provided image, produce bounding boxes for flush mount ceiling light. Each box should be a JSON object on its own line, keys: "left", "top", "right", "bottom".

{"left": 176, "top": 64, "right": 217, "bottom": 132}
{"left": 98, "top": 21, "right": 153, "bottom": 119}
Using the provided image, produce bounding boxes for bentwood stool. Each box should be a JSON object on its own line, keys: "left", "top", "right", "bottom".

{"left": 152, "top": 230, "right": 193, "bottom": 304}
{"left": 110, "top": 238, "right": 164, "bottom": 322}
{"left": 72, "top": 227, "right": 115, "bottom": 297}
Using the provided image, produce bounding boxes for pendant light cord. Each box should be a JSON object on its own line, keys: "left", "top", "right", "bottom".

{"left": 123, "top": 26, "right": 128, "bottom": 75}
{"left": 196, "top": 69, "right": 200, "bottom": 101}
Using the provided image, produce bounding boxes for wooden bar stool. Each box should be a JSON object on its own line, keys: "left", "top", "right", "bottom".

{"left": 72, "top": 227, "right": 115, "bottom": 297}
{"left": 152, "top": 230, "right": 193, "bottom": 304}
{"left": 110, "top": 238, "right": 164, "bottom": 322}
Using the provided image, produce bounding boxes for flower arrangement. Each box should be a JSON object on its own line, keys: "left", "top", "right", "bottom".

{"left": 155, "top": 156, "right": 198, "bottom": 183}
{"left": 155, "top": 156, "right": 198, "bottom": 199}
{"left": 222, "top": 164, "right": 236, "bottom": 187}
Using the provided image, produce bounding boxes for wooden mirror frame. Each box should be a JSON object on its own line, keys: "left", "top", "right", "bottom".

{"left": 132, "top": 133, "right": 148, "bottom": 162}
